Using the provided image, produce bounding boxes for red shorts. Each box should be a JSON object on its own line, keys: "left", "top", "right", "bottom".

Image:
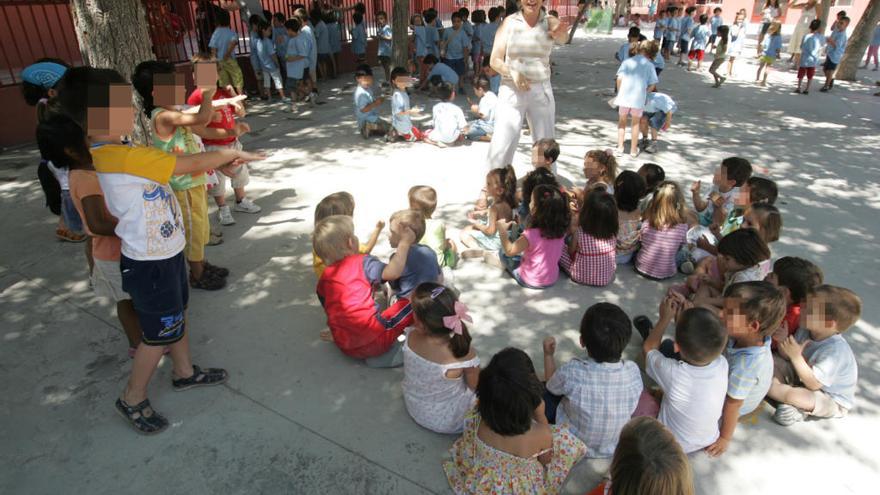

{"left": 797, "top": 67, "right": 816, "bottom": 80}
{"left": 688, "top": 49, "right": 705, "bottom": 61}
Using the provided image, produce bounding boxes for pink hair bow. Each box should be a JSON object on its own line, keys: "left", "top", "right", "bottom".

{"left": 442, "top": 301, "right": 473, "bottom": 335}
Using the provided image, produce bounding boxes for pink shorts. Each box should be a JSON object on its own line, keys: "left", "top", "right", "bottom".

{"left": 618, "top": 106, "right": 644, "bottom": 117}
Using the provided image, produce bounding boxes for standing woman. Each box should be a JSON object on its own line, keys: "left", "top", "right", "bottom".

{"left": 788, "top": 0, "right": 820, "bottom": 69}
{"left": 487, "top": 0, "right": 570, "bottom": 170}
{"left": 727, "top": 9, "right": 749, "bottom": 77}
{"left": 756, "top": 1, "right": 782, "bottom": 56}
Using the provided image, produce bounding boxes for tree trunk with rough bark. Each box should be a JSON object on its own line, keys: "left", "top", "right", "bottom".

{"left": 818, "top": 0, "right": 833, "bottom": 32}
{"left": 836, "top": 0, "right": 880, "bottom": 81}
{"left": 391, "top": 0, "right": 410, "bottom": 72}
{"left": 69, "top": 0, "right": 156, "bottom": 144}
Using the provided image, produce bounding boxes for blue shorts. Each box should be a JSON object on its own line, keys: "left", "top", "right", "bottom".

{"left": 678, "top": 38, "right": 690, "bottom": 53}
{"left": 645, "top": 111, "right": 667, "bottom": 130}
{"left": 823, "top": 57, "right": 838, "bottom": 71}
{"left": 443, "top": 58, "right": 466, "bottom": 77}
{"left": 663, "top": 39, "right": 675, "bottom": 52}
{"left": 120, "top": 252, "right": 188, "bottom": 346}
{"left": 60, "top": 190, "right": 84, "bottom": 233}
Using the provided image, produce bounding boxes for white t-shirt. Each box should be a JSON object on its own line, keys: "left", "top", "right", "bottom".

{"left": 796, "top": 328, "right": 858, "bottom": 410}
{"left": 477, "top": 91, "right": 498, "bottom": 125}
{"left": 430, "top": 102, "right": 467, "bottom": 144}
{"left": 646, "top": 350, "right": 728, "bottom": 453}
{"left": 615, "top": 55, "right": 659, "bottom": 110}
{"left": 92, "top": 144, "right": 186, "bottom": 261}
{"left": 644, "top": 92, "right": 677, "bottom": 114}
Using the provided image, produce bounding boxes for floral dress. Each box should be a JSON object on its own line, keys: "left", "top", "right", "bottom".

{"left": 443, "top": 408, "right": 587, "bottom": 494}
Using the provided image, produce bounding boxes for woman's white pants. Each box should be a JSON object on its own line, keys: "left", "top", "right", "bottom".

{"left": 486, "top": 79, "right": 556, "bottom": 170}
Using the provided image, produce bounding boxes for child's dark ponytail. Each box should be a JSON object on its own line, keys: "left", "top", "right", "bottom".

{"left": 411, "top": 282, "right": 472, "bottom": 358}
{"left": 529, "top": 184, "right": 571, "bottom": 239}
{"left": 498, "top": 164, "right": 517, "bottom": 210}
{"left": 132, "top": 60, "right": 175, "bottom": 117}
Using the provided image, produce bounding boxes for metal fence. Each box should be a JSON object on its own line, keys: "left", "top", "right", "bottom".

{"left": 1, "top": 0, "right": 582, "bottom": 87}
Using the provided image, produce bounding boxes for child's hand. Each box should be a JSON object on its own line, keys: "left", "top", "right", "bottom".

{"left": 234, "top": 122, "right": 251, "bottom": 136}
{"left": 496, "top": 219, "right": 512, "bottom": 232}
{"left": 543, "top": 336, "right": 556, "bottom": 355}
{"left": 697, "top": 235, "right": 714, "bottom": 252}
{"left": 658, "top": 294, "right": 678, "bottom": 322}
{"left": 771, "top": 320, "right": 789, "bottom": 345}
{"left": 691, "top": 180, "right": 702, "bottom": 195}
{"left": 236, "top": 150, "right": 267, "bottom": 163}
{"left": 376, "top": 96, "right": 385, "bottom": 104}
{"left": 398, "top": 224, "right": 417, "bottom": 245}
{"left": 705, "top": 437, "right": 730, "bottom": 457}
{"left": 470, "top": 104, "right": 480, "bottom": 113}
{"left": 709, "top": 191, "right": 724, "bottom": 207}
{"left": 778, "top": 335, "right": 806, "bottom": 361}
{"left": 374, "top": 220, "right": 386, "bottom": 231}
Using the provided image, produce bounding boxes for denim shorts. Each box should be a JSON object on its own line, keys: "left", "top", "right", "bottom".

{"left": 645, "top": 111, "right": 667, "bottom": 130}
{"left": 120, "top": 252, "right": 188, "bottom": 346}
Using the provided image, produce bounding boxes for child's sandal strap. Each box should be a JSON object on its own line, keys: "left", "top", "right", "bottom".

{"left": 115, "top": 398, "right": 168, "bottom": 435}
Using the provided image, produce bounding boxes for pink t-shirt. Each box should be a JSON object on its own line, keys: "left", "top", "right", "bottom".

{"left": 518, "top": 228, "right": 566, "bottom": 287}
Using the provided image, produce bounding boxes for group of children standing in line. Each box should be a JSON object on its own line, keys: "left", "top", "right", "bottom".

{"left": 311, "top": 131, "right": 863, "bottom": 491}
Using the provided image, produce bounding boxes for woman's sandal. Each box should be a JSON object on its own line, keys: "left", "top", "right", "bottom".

{"left": 172, "top": 365, "right": 228, "bottom": 391}
{"left": 115, "top": 398, "right": 169, "bottom": 435}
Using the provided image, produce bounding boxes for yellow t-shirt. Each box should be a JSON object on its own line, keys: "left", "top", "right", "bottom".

{"left": 313, "top": 244, "right": 371, "bottom": 278}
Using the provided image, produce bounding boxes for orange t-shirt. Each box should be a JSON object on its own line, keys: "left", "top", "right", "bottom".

{"left": 68, "top": 169, "right": 122, "bottom": 262}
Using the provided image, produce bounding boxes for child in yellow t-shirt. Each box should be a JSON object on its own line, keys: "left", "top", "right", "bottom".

{"left": 312, "top": 191, "right": 384, "bottom": 277}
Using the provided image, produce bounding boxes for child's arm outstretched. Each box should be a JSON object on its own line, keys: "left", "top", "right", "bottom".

{"left": 362, "top": 220, "right": 386, "bottom": 254}
{"left": 497, "top": 220, "right": 529, "bottom": 257}
{"left": 174, "top": 148, "right": 265, "bottom": 176}
{"left": 156, "top": 86, "right": 217, "bottom": 135}
{"left": 691, "top": 180, "right": 709, "bottom": 212}
{"left": 706, "top": 395, "right": 743, "bottom": 457}
{"left": 381, "top": 225, "right": 416, "bottom": 281}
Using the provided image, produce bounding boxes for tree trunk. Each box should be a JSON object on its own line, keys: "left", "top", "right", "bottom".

{"left": 69, "top": 0, "right": 156, "bottom": 144}
{"left": 391, "top": 0, "right": 409, "bottom": 72}
{"left": 818, "top": 0, "right": 833, "bottom": 32}
{"left": 836, "top": 0, "right": 880, "bottom": 81}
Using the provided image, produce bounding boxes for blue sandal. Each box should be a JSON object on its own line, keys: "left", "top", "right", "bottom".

{"left": 172, "top": 365, "right": 228, "bottom": 391}
{"left": 115, "top": 398, "right": 169, "bottom": 435}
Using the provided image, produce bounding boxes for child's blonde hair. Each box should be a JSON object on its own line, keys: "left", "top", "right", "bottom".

{"left": 585, "top": 149, "right": 618, "bottom": 184}
{"left": 390, "top": 209, "right": 427, "bottom": 242}
{"left": 315, "top": 191, "right": 355, "bottom": 223}
{"left": 644, "top": 181, "right": 686, "bottom": 229}
{"left": 640, "top": 40, "right": 660, "bottom": 59}
{"left": 610, "top": 417, "right": 695, "bottom": 495}
{"left": 313, "top": 215, "right": 356, "bottom": 264}
{"left": 408, "top": 185, "right": 437, "bottom": 219}
{"left": 810, "top": 285, "right": 862, "bottom": 333}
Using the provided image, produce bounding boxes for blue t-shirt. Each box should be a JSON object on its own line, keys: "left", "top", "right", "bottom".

{"left": 389, "top": 244, "right": 441, "bottom": 298}
{"left": 710, "top": 15, "right": 723, "bottom": 35}
{"left": 763, "top": 34, "right": 782, "bottom": 58}
{"left": 827, "top": 30, "right": 848, "bottom": 64}
{"left": 482, "top": 22, "right": 499, "bottom": 55}
{"left": 615, "top": 55, "right": 659, "bottom": 110}
{"left": 679, "top": 16, "right": 694, "bottom": 41}
{"left": 273, "top": 26, "right": 287, "bottom": 57}
{"left": 301, "top": 25, "right": 318, "bottom": 66}
{"left": 725, "top": 338, "right": 773, "bottom": 416}
{"left": 472, "top": 23, "right": 483, "bottom": 52}
{"left": 426, "top": 26, "right": 440, "bottom": 56}
{"left": 315, "top": 21, "right": 330, "bottom": 54}
{"left": 350, "top": 23, "right": 367, "bottom": 55}
{"left": 617, "top": 42, "right": 632, "bottom": 62}
{"left": 653, "top": 18, "right": 665, "bottom": 40}
{"left": 354, "top": 85, "right": 379, "bottom": 127}
{"left": 327, "top": 21, "right": 342, "bottom": 53}
{"left": 443, "top": 28, "right": 470, "bottom": 60}
{"left": 666, "top": 17, "right": 680, "bottom": 42}
{"left": 391, "top": 90, "right": 412, "bottom": 134}
{"left": 209, "top": 27, "right": 238, "bottom": 59}
{"left": 489, "top": 73, "right": 501, "bottom": 94}
{"left": 644, "top": 92, "right": 676, "bottom": 114}
{"left": 378, "top": 24, "right": 393, "bottom": 57}
{"left": 691, "top": 25, "right": 710, "bottom": 51}
{"left": 413, "top": 25, "right": 428, "bottom": 57}
{"left": 873, "top": 26, "right": 880, "bottom": 46}
{"left": 285, "top": 34, "right": 309, "bottom": 79}
{"left": 428, "top": 62, "right": 459, "bottom": 85}
{"left": 248, "top": 30, "right": 260, "bottom": 66}
{"left": 255, "top": 37, "right": 278, "bottom": 71}
{"left": 653, "top": 52, "right": 665, "bottom": 70}
{"left": 799, "top": 32, "right": 823, "bottom": 68}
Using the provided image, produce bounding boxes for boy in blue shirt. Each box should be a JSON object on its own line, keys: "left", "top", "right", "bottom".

{"left": 285, "top": 19, "right": 310, "bottom": 107}
{"left": 662, "top": 7, "right": 679, "bottom": 60}
{"left": 708, "top": 7, "right": 723, "bottom": 51}
{"left": 677, "top": 7, "right": 696, "bottom": 66}
{"left": 376, "top": 11, "right": 393, "bottom": 86}
{"left": 795, "top": 19, "right": 824, "bottom": 95}
{"left": 441, "top": 12, "right": 471, "bottom": 95}
{"left": 687, "top": 14, "right": 711, "bottom": 72}
{"left": 272, "top": 13, "right": 288, "bottom": 82}
{"left": 419, "top": 54, "right": 460, "bottom": 93}
{"left": 653, "top": 9, "right": 666, "bottom": 42}
{"left": 353, "top": 65, "right": 388, "bottom": 139}
{"left": 208, "top": 10, "right": 243, "bottom": 94}
{"left": 821, "top": 16, "right": 850, "bottom": 93}
{"left": 350, "top": 13, "right": 367, "bottom": 63}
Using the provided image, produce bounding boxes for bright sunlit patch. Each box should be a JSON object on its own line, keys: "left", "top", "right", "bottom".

{"left": 524, "top": 297, "right": 578, "bottom": 315}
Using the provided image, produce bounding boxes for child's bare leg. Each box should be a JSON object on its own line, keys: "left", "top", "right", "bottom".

{"left": 616, "top": 114, "right": 627, "bottom": 150}
{"left": 167, "top": 328, "right": 195, "bottom": 380}
{"left": 756, "top": 62, "right": 764, "bottom": 81}
{"left": 629, "top": 117, "right": 639, "bottom": 156}
{"left": 727, "top": 57, "right": 735, "bottom": 76}
{"left": 117, "top": 299, "right": 143, "bottom": 348}
{"left": 123, "top": 344, "right": 165, "bottom": 404}
{"left": 190, "top": 259, "right": 205, "bottom": 280}
{"left": 768, "top": 379, "right": 817, "bottom": 411}
{"left": 459, "top": 226, "right": 481, "bottom": 250}
{"left": 650, "top": 127, "right": 658, "bottom": 141}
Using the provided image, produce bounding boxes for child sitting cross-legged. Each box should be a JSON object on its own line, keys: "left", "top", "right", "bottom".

{"left": 314, "top": 215, "right": 416, "bottom": 368}
{"left": 353, "top": 64, "right": 388, "bottom": 139}
{"left": 460, "top": 165, "right": 517, "bottom": 264}
{"left": 691, "top": 228, "right": 771, "bottom": 310}
{"left": 386, "top": 209, "right": 443, "bottom": 299}
{"left": 464, "top": 76, "right": 497, "bottom": 142}
{"left": 424, "top": 82, "right": 468, "bottom": 147}
{"left": 312, "top": 191, "right": 384, "bottom": 278}
{"left": 402, "top": 282, "right": 480, "bottom": 434}
{"left": 765, "top": 256, "right": 824, "bottom": 350}
{"left": 586, "top": 417, "right": 694, "bottom": 495}
{"left": 690, "top": 156, "right": 753, "bottom": 228}
{"left": 639, "top": 300, "right": 729, "bottom": 454}
{"left": 613, "top": 171, "right": 646, "bottom": 265}
{"left": 635, "top": 181, "right": 689, "bottom": 280}
{"left": 637, "top": 162, "right": 665, "bottom": 213}
{"left": 408, "top": 185, "right": 457, "bottom": 269}
{"left": 443, "top": 347, "right": 587, "bottom": 493}
{"left": 516, "top": 167, "right": 560, "bottom": 229}
{"left": 705, "top": 281, "right": 786, "bottom": 457}
{"left": 768, "top": 285, "right": 861, "bottom": 426}
{"left": 542, "top": 303, "right": 644, "bottom": 458}
{"left": 560, "top": 189, "right": 619, "bottom": 287}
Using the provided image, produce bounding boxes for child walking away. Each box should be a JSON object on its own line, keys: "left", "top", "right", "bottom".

{"left": 704, "top": 281, "right": 785, "bottom": 457}
{"left": 560, "top": 190, "right": 619, "bottom": 287}
{"left": 687, "top": 14, "right": 710, "bottom": 72}
{"left": 208, "top": 10, "right": 243, "bottom": 94}
{"left": 443, "top": 347, "right": 587, "bottom": 494}
{"left": 640, "top": 302, "right": 729, "bottom": 454}
{"left": 133, "top": 61, "right": 230, "bottom": 291}
{"left": 409, "top": 186, "right": 457, "bottom": 269}
{"left": 708, "top": 7, "right": 723, "bottom": 51}
{"left": 497, "top": 185, "right": 571, "bottom": 289}
{"left": 465, "top": 77, "right": 497, "bottom": 141}
{"left": 640, "top": 91, "right": 676, "bottom": 153}
{"left": 311, "top": 191, "right": 383, "bottom": 278}
{"left": 586, "top": 417, "right": 695, "bottom": 495}
{"left": 615, "top": 41, "right": 658, "bottom": 158}
{"left": 613, "top": 171, "right": 646, "bottom": 264}
{"left": 54, "top": 67, "right": 263, "bottom": 434}
{"left": 862, "top": 22, "right": 880, "bottom": 71}
{"left": 709, "top": 25, "right": 729, "bottom": 87}
{"left": 635, "top": 181, "right": 688, "bottom": 280}
{"left": 821, "top": 16, "right": 850, "bottom": 92}
{"left": 766, "top": 256, "right": 824, "bottom": 349}
{"left": 255, "top": 20, "right": 287, "bottom": 101}
{"left": 403, "top": 283, "right": 480, "bottom": 434}
{"left": 389, "top": 67, "right": 424, "bottom": 142}
{"left": 376, "top": 11, "right": 393, "bottom": 86}
{"left": 543, "top": 303, "right": 643, "bottom": 457}
{"left": 313, "top": 215, "right": 415, "bottom": 368}
{"left": 350, "top": 13, "right": 367, "bottom": 63}
{"left": 424, "top": 82, "right": 468, "bottom": 147}
{"left": 756, "top": 22, "right": 782, "bottom": 86}
{"left": 353, "top": 65, "right": 388, "bottom": 139}
{"left": 461, "top": 166, "right": 517, "bottom": 263}
{"left": 796, "top": 20, "right": 824, "bottom": 94}
{"left": 769, "top": 285, "right": 861, "bottom": 426}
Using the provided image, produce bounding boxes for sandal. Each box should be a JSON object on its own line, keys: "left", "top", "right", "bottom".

{"left": 115, "top": 398, "right": 169, "bottom": 435}
{"left": 56, "top": 227, "right": 87, "bottom": 243}
{"left": 172, "top": 365, "right": 228, "bottom": 391}
{"left": 204, "top": 262, "right": 229, "bottom": 278}
{"left": 633, "top": 316, "right": 654, "bottom": 341}
{"left": 189, "top": 272, "right": 226, "bottom": 290}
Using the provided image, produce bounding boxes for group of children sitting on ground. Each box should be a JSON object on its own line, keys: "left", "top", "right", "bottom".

{"left": 311, "top": 140, "right": 862, "bottom": 492}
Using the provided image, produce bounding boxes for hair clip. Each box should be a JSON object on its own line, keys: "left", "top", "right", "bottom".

{"left": 604, "top": 148, "right": 614, "bottom": 157}
{"left": 430, "top": 286, "right": 445, "bottom": 299}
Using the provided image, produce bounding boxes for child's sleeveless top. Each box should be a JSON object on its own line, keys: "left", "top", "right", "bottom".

{"left": 150, "top": 108, "right": 205, "bottom": 191}
{"left": 559, "top": 229, "right": 616, "bottom": 286}
{"left": 503, "top": 12, "right": 553, "bottom": 83}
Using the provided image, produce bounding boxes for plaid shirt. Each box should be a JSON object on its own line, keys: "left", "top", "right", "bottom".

{"left": 559, "top": 229, "right": 617, "bottom": 286}
{"left": 546, "top": 357, "right": 643, "bottom": 458}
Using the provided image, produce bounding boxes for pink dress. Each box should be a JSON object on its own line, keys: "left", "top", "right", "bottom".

{"left": 635, "top": 222, "right": 688, "bottom": 279}
{"left": 559, "top": 228, "right": 617, "bottom": 286}
{"left": 518, "top": 228, "right": 566, "bottom": 288}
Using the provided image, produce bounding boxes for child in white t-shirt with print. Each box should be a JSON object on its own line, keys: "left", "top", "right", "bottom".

{"left": 424, "top": 82, "right": 468, "bottom": 147}
{"left": 465, "top": 76, "right": 497, "bottom": 141}
{"left": 615, "top": 41, "right": 658, "bottom": 158}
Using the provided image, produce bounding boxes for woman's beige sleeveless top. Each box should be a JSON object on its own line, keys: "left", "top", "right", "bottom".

{"left": 503, "top": 11, "right": 553, "bottom": 83}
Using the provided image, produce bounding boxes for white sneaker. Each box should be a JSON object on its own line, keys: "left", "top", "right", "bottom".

{"left": 234, "top": 197, "right": 262, "bottom": 214}
{"left": 645, "top": 141, "right": 659, "bottom": 154}
{"left": 218, "top": 205, "right": 235, "bottom": 225}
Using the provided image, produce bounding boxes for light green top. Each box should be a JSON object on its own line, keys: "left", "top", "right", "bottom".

{"left": 150, "top": 108, "right": 206, "bottom": 191}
